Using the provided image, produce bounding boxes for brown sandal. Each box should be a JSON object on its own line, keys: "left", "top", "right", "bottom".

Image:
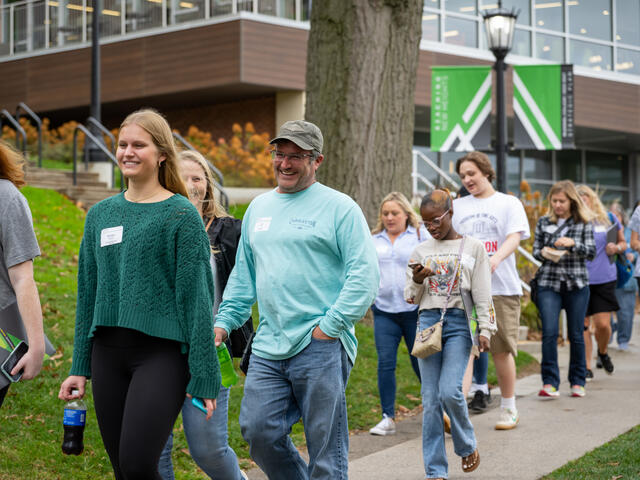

{"left": 462, "top": 449, "right": 480, "bottom": 473}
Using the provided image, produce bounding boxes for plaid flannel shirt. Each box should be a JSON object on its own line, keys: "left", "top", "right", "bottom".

{"left": 532, "top": 216, "right": 596, "bottom": 291}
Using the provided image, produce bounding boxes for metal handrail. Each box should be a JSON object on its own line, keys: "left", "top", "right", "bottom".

{"left": 412, "top": 150, "right": 460, "bottom": 191}
{"left": 86, "top": 117, "right": 122, "bottom": 190}
{"left": 15, "top": 103, "right": 42, "bottom": 167}
{"left": 411, "top": 171, "right": 436, "bottom": 191}
{"left": 72, "top": 124, "right": 120, "bottom": 190}
{"left": 0, "top": 110, "right": 27, "bottom": 155}
{"left": 172, "top": 131, "right": 229, "bottom": 209}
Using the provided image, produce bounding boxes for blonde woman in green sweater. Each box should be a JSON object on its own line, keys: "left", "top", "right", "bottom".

{"left": 59, "top": 110, "right": 220, "bottom": 480}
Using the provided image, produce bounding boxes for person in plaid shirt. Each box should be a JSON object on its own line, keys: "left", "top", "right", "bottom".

{"left": 532, "top": 180, "right": 595, "bottom": 399}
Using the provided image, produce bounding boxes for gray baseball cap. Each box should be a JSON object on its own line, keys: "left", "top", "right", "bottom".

{"left": 269, "top": 120, "right": 323, "bottom": 153}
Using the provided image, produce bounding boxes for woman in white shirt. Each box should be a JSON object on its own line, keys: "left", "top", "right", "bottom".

{"left": 369, "top": 192, "right": 427, "bottom": 436}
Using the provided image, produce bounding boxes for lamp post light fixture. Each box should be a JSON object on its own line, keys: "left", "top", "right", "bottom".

{"left": 482, "top": 2, "right": 518, "bottom": 193}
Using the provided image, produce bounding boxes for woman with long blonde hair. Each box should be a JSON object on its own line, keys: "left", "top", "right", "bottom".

{"left": 533, "top": 180, "right": 595, "bottom": 399}
{"left": 158, "top": 149, "right": 251, "bottom": 480}
{"left": 59, "top": 109, "right": 220, "bottom": 479}
{"left": 576, "top": 185, "right": 626, "bottom": 379}
{"left": 369, "top": 192, "right": 428, "bottom": 436}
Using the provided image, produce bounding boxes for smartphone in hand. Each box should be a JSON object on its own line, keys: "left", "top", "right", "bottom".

{"left": 191, "top": 397, "right": 208, "bottom": 415}
{"left": 1, "top": 341, "right": 28, "bottom": 382}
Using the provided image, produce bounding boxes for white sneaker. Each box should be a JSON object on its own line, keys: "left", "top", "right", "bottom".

{"left": 495, "top": 407, "right": 519, "bottom": 430}
{"left": 369, "top": 414, "right": 396, "bottom": 436}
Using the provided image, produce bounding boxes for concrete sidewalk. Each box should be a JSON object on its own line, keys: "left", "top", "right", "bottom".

{"left": 246, "top": 320, "right": 640, "bottom": 479}
{"left": 348, "top": 339, "right": 640, "bottom": 479}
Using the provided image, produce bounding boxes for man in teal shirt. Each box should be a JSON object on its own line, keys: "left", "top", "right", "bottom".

{"left": 214, "top": 120, "right": 379, "bottom": 479}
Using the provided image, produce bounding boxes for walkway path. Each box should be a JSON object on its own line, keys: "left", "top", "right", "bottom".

{"left": 247, "top": 318, "right": 640, "bottom": 479}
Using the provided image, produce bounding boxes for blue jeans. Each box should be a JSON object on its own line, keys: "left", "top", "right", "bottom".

{"left": 239, "top": 337, "right": 352, "bottom": 480}
{"left": 418, "top": 308, "right": 476, "bottom": 479}
{"left": 472, "top": 351, "right": 489, "bottom": 385}
{"left": 615, "top": 287, "right": 635, "bottom": 345}
{"left": 158, "top": 386, "right": 243, "bottom": 480}
{"left": 538, "top": 285, "right": 589, "bottom": 388}
{"left": 371, "top": 305, "right": 421, "bottom": 417}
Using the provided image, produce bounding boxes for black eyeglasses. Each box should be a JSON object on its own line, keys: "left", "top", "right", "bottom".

{"left": 422, "top": 209, "right": 450, "bottom": 228}
{"left": 271, "top": 150, "right": 315, "bottom": 162}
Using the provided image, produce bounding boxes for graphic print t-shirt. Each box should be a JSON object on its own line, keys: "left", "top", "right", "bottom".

{"left": 453, "top": 192, "right": 529, "bottom": 296}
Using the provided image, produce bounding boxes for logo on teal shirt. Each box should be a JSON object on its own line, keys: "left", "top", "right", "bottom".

{"left": 289, "top": 218, "right": 317, "bottom": 230}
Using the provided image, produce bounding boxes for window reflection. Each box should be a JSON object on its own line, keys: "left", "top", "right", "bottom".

{"left": 536, "top": 33, "right": 564, "bottom": 62}
{"left": 444, "top": 16, "right": 477, "bottom": 48}
{"left": 512, "top": 28, "right": 531, "bottom": 56}
{"left": 569, "top": 0, "right": 611, "bottom": 41}
{"left": 445, "top": 0, "right": 477, "bottom": 15}
{"left": 615, "top": 0, "right": 640, "bottom": 46}
{"left": 616, "top": 48, "right": 640, "bottom": 75}
{"left": 556, "top": 150, "right": 582, "bottom": 182}
{"left": 424, "top": 0, "right": 440, "bottom": 8}
{"left": 570, "top": 40, "right": 612, "bottom": 71}
{"left": 524, "top": 150, "right": 552, "bottom": 180}
{"left": 586, "top": 151, "right": 626, "bottom": 185}
{"left": 422, "top": 12, "right": 439, "bottom": 42}
{"left": 534, "top": 0, "right": 563, "bottom": 32}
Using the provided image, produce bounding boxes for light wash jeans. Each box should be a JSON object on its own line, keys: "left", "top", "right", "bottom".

{"left": 418, "top": 308, "right": 476, "bottom": 479}
{"left": 538, "top": 285, "right": 589, "bottom": 388}
{"left": 239, "top": 337, "right": 352, "bottom": 480}
{"left": 615, "top": 287, "right": 636, "bottom": 345}
{"left": 371, "top": 305, "right": 421, "bottom": 417}
{"left": 158, "top": 385, "right": 244, "bottom": 480}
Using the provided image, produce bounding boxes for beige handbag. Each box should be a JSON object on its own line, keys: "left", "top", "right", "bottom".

{"left": 411, "top": 236, "right": 465, "bottom": 359}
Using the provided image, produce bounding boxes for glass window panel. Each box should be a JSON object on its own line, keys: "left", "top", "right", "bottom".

{"left": 534, "top": 0, "right": 563, "bottom": 31}
{"left": 424, "top": 0, "right": 440, "bottom": 8}
{"left": 615, "top": 0, "right": 640, "bottom": 46}
{"left": 528, "top": 182, "right": 551, "bottom": 199}
{"left": 172, "top": 0, "right": 206, "bottom": 25}
{"left": 444, "top": 15, "right": 477, "bottom": 48}
{"left": 598, "top": 189, "right": 628, "bottom": 206}
{"left": 523, "top": 150, "right": 552, "bottom": 180}
{"left": 535, "top": 33, "right": 564, "bottom": 62}
{"left": 512, "top": 28, "right": 531, "bottom": 56}
{"left": 507, "top": 154, "right": 521, "bottom": 194}
{"left": 101, "top": 0, "right": 123, "bottom": 37}
{"left": 422, "top": 11, "right": 439, "bottom": 41}
{"left": 586, "top": 151, "right": 627, "bottom": 186}
{"left": 445, "top": 0, "right": 477, "bottom": 15}
{"left": 570, "top": 40, "right": 612, "bottom": 71}
{"left": 480, "top": 0, "right": 531, "bottom": 25}
{"left": 556, "top": 150, "right": 582, "bottom": 182}
{"left": 569, "top": 0, "right": 611, "bottom": 41}
{"left": 125, "top": 0, "right": 163, "bottom": 33}
{"left": 617, "top": 48, "right": 640, "bottom": 75}
{"left": 441, "top": 151, "right": 465, "bottom": 183}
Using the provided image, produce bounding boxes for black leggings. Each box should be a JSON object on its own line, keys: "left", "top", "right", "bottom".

{"left": 91, "top": 327, "right": 189, "bottom": 480}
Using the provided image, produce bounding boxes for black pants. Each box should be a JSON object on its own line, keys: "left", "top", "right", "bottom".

{"left": 0, "top": 384, "right": 8, "bottom": 408}
{"left": 91, "top": 327, "right": 189, "bottom": 480}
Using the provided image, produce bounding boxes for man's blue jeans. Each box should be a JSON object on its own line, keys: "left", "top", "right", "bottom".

{"left": 418, "top": 308, "right": 476, "bottom": 479}
{"left": 239, "top": 337, "right": 352, "bottom": 480}
{"left": 158, "top": 385, "right": 244, "bottom": 480}
{"left": 538, "top": 285, "right": 589, "bottom": 388}
{"left": 615, "top": 287, "right": 635, "bottom": 345}
{"left": 472, "top": 351, "right": 489, "bottom": 385}
{"left": 371, "top": 305, "right": 421, "bottom": 417}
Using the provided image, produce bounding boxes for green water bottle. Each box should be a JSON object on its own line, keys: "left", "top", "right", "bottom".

{"left": 217, "top": 343, "right": 238, "bottom": 387}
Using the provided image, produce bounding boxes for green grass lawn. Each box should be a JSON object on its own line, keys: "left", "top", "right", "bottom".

{"left": 1, "top": 187, "right": 538, "bottom": 479}
{"left": 542, "top": 425, "right": 640, "bottom": 479}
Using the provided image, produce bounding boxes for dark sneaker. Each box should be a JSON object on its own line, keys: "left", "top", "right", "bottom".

{"left": 468, "top": 390, "right": 490, "bottom": 413}
{"left": 598, "top": 352, "right": 614, "bottom": 374}
{"left": 596, "top": 356, "right": 603, "bottom": 369}
{"left": 585, "top": 369, "right": 594, "bottom": 382}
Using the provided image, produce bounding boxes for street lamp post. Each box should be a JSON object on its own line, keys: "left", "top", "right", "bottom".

{"left": 482, "top": 2, "right": 518, "bottom": 193}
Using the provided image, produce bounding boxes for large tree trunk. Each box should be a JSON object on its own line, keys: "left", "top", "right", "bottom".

{"left": 305, "top": 0, "right": 423, "bottom": 225}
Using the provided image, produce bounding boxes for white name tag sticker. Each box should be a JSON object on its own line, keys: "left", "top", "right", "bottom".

{"left": 543, "top": 225, "right": 559, "bottom": 234}
{"left": 254, "top": 217, "right": 272, "bottom": 232}
{"left": 594, "top": 225, "right": 606, "bottom": 233}
{"left": 101, "top": 226, "right": 123, "bottom": 247}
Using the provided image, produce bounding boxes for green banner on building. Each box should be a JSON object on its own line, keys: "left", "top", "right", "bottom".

{"left": 513, "top": 64, "right": 574, "bottom": 150}
{"left": 430, "top": 66, "right": 492, "bottom": 152}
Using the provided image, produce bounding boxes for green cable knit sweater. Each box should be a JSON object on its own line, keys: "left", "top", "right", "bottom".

{"left": 69, "top": 192, "right": 221, "bottom": 400}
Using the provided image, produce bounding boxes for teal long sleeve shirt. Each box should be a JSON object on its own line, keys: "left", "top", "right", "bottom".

{"left": 215, "top": 182, "right": 380, "bottom": 364}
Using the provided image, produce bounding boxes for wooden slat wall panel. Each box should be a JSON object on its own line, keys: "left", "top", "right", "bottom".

{"left": 240, "top": 20, "right": 307, "bottom": 89}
